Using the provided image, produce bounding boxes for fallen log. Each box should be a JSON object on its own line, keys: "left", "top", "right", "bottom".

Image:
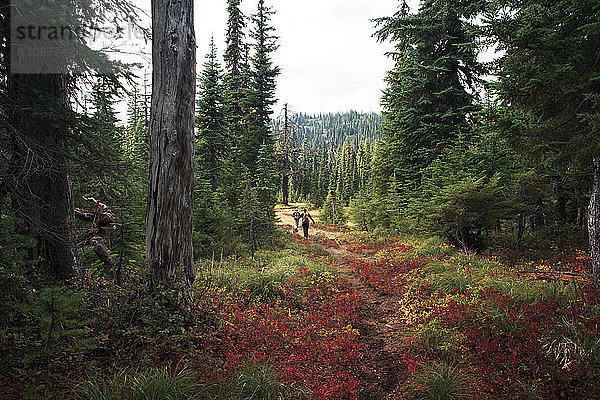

{"left": 91, "top": 238, "right": 115, "bottom": 267}
{"left": 519, "top": 270, "right": 585, "bottom": 282}
{"left": 519, "top": 270, "right": 583, "bottom": 277}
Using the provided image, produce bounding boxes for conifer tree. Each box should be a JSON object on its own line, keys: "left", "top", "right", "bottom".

{"left": 242, "top": 0, "right": 280, "bottom": 249}
{"left": 241, "top": 0, "right": 279, "bottom": 174}
{"left": 78, "top": 75, "right": 126, "bottom": 202}
{"left": 1, "top": 0, "right": 146, "bottom": 279}
{"left": 222, "top": 0, "right": 247, "bottom": 220}
{"left": 223, "top": 0, "right": 247, "bottom": 145}
{"left": 486, "top": 0, "right": 600, "bottom": 282}
{"left": 276, "top": 104, "right": 296, "bottom": 205}
{"left": 146, "top": 0, "right": 196, "bottom": 288}
{"left": 250, "top": 0, "right": 279, "bottom": 132}
{"left": 196, "top": 38, "right": 228, "bottom": 190}
{"left": 321, "top": 188, "right": 346, "bottom": 226}
{"left": 193, "top": 39, "right": 229, "bottom": 252}
{"left": 375, "top": 0, "right": 485, "bottom": 187}
{"left": 126, "top": 86, "right": 142, "bottom": 134}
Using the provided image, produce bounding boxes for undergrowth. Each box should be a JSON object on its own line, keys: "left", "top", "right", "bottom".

{"left": 339, "top": 230, "right": 600, "bottom": 400}
{"left": 1, "top": 232, "right": 360, "bottom": 399}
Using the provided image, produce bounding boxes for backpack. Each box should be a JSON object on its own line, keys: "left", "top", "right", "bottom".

{"left": 292, "top": 211, "right": 300, "bottom": 219}
{"left": 302, "top": 213, "right": 309, "bottom": 224}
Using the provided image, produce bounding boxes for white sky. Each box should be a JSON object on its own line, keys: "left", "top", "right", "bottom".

{"left": 126, "top": 0, "right": 411, "bottom": 116}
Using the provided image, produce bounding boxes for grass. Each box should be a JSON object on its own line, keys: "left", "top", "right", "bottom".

{"left": 195, "top": 239, "right": 338, "bottom": 304}
{"left": 75, "top": 366, "right": 203, "bottom": 400}
{"left": 408, "top": 322, "right": 461, "bottom": 357}
{"left": 541, "top": 317, "right": 600, "bottom": 370}
{"left": 410, "top": 362, "right": 473, "bottom": 400}
{"left": 75, "top": 363, "right": 305, "bottom": 400}
{"left": 422, "top": 252, "right": 579, "bottom": 305}
{"left": 230, "top": 362, "right": 306, "bottom": 400}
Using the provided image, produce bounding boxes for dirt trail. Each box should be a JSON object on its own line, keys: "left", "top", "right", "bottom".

{"left": 277, "top": 207, "right": 405, "bottom": 400}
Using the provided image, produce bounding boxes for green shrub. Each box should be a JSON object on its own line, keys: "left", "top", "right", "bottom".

{"left": 409, "top": 323, "right": 459, "bottom": 356}
{"left": 320, "top": 191, "right": 347, "bottom": 226}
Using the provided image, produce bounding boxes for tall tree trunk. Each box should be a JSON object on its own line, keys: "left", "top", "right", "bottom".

{"left": 147, "top": 0, "right": 196, "bottom": 287}
{"left": 576, "top": 188, "right": 586, "bottom": 229}
{"left": 557, "top": 194, "right": 567, "bottom": 224}
{"left": 282, "top": 172, "right": 289, "bottom": 206}
{"left": 588, "top": 155, "right": 600, "bottom": 285}
{"left": 516, "top": 213, "right": 525, "bottom": 249}
{"left": 8, "top": 74, "right": 76, "bottom": 280}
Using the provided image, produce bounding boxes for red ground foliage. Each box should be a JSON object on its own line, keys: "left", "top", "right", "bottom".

{"left": 340, "top": 232, "right": 600, "bottom": 399}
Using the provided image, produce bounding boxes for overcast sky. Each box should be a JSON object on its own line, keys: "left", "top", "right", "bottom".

{"left": 129, "top": 0, "right": 411, "bottom": 116}
{"left": 197, "top": 0, "right": 401, "bottom": 114}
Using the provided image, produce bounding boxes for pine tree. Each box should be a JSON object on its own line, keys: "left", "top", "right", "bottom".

{"left": 375, "top": 0, "right": 485, "bottom": 187}
{"left": 321, "top": 188, "right": 346, "bottom": 226}
{"left": 1, "top": 0, "right": 147, "bottom": 279}
{"left": 486, "top": 0, "right": 600, "bottom": 282}
{"left": 125, "top": 85, "right": 150, "bottom": 166}
{"left": 74, "top": 75, "right": 128, "bottom": 205}
{"left": 222, "top": 0, "right": 248, "bottom": 222}
{"left": 196, "top": 38, "right": 228, "bottom": 190}
{"left": 192, "top": 38, "right": 230, "bottom": 254}
{"left": 126, "top": 86, "right": 142, "bottom": 136}
{"left": 276, "top": 103, "right": 296, "bottom": 205}
{"left": 241, "top": 0, "right": 279, "bottom": 174}
{"left": 242, "top": 0, "right": 280, "bottom": 251}
{"left": 317, "top": 142, "right": 330, "bottom": 205}
{"left": 223, "top": 0, "right": 247, "bottom": 147}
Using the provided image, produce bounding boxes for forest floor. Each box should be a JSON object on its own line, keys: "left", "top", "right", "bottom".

{"left": 4, "top": 207, "right": 598, "bottom": 399}
{"left": 276, "top": 207, "right": 406, "bottom": 399}
{"left": 276, "top": 206, "right": 600, "bottom": 400}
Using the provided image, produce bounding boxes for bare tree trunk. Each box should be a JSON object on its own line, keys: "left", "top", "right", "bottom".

{"left": 516, "top": 213, "right": 525, "bottom": 249}
{"left": 588, "top": 155, "right": 600, "bottom": 285}
{"left": 557, "top": 193, "right": 567, "bottom": 224}
{"left": 576, "top": 188, "right": 586, "bottom": 229}
{"left": 147, "top": 0, "right": 196, "bottom": 288}
{"left": 282, "top": 172, "right": 289, "bottom": 205}
{"left": 8, "top": 74, "right": 76, "bottom": 280}
{"left": 244, "top": 170, "right": 257, "bottom": 257}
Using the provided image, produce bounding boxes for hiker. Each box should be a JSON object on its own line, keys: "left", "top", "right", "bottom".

{"left": 292, "top": 208, "right": 301, "bottom": 233}
{"left": 300, "top": 208, "right": 316, "bottom": 239}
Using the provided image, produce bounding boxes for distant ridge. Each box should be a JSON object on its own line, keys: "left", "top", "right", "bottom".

{"left": 273, "top": 111, "right": 381, "bottom": 148}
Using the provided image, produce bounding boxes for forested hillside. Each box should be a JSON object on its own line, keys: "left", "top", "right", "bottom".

{"left": 284, "top": 111, "right": 381, "bottom": 147}
{"left": 271, "top": 110, "right": 379, "bottom": 206}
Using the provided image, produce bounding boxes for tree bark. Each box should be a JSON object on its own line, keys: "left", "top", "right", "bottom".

{"left": 282, "top": 172, "right": 289, "bottom": 206}
{"left": 588, "top": 155, "right": 600, "bottom": 285}
{"left": 557, "top": 193, "right": 567, "bottom": 223}
{"left": 576, "top": 188, "right": 586, "bottom": 229}
{"left": 147, "top": 0, "right": 196, "bottom": 287}
{"left": 516, "top": 213, "right": 525, "bottom": 249}
{"left": 8, "top": 73, "right": 76, "bottom": 280}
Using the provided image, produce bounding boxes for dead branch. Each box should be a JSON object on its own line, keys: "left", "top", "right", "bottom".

{"left": 75, "top": 196, "right": 119, "bottom": 268}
